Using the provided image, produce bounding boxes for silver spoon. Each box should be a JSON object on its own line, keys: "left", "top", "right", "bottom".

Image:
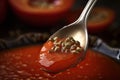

{"left": 49, "top": 0, "right": 97, "bottom": 58}
{"left": 39, "top": 0, "right": 97, "bottom": 73}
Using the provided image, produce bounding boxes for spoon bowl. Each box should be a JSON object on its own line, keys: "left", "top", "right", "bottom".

{"left": 50, "top": 23, "right": 87, "bottom": 51}
{"left": 39, "top": 0, "right": 97, "bottom": 73}
{"left": 49, "top": 0, "right": 97, "bottom": 56}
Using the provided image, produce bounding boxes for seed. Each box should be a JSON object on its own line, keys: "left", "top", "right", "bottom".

{"left": 65, "top": 37, "right": 71, "bottom": 41}
{"left": 76, "top": 47, "right": 82, "bottom": 52}
{"left": 65, "top": 42, "right": 72, "bottom": 47}
{"left": 76, "top": 47, "right": 80, "bottom": 50}
{"left": 70, "top": 45, "right": 76, "bottom": 50}
{"left": 53, "top": 37, "right": 58, "bottom": 41}
{"left": 72, "top": 44, "right": 77, "bottom": 48}
{"left": 48, "top": 38, "right": 54, "bottom": 42}
{"left": 53, "top": 40, "right": 58, "bottom": 45}
{"left": 65, "top": 49, "right": 69, "bottom": 53}
{"left": 61, "top": 41, "right": 65, "bottom": 47}
{"left": 54, "top": 40, "right": 62, "bottom": 46}
{"left": 49, "top": 37, "right": 58, "bottom": 42}
{"left": 75, "top": 41, "right": 80, "bottom": 46}
{"left": 61, "top": 46, "right": 66, "bottom": 52}
{"left": 70, "top": 37, "right": 75, "bottom": 42}
{"left": 64, "top": 44, "right": 70, "bottom": 49}
{"left": 71, "top": 50, "right": 79, "bottom": 54}
{"left": 54, "top": 46, "right": 60, "bottom": 52}
{"left": 48, "top": 37, "right": 82, "bottom": 54}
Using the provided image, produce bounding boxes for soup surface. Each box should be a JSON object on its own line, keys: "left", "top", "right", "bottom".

{"left": 0, "top": 45, "right": 120, "bottom": 80}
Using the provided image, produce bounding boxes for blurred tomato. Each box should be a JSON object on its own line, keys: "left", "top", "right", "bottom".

{"left": 0, "top": 0, "right": 7, "bottom": 23}
{"left": 87, "top": 7, "right": 115, "bottom": 33}
{"left": 9, "top": 0, "right": 75, "bottom": 27}
{"left": 66, "top": 7, "right": 115, "bottom": 33}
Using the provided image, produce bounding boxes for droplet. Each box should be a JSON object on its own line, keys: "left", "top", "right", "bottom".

{"left": 17, "top": 70, "right": 24, "bottom": 74}
{"left": 38, "top": 77, "right": 43, "bottom": 79}
{"left": 79, "top": 66, "right": 83, "bottom": 69}
{"left": 67, "top": 71, "right": 71, "bottom": 74}
{"left": 22, "top": 64, "right": 27, "bottom": 67}
{"left": 77, "top": 75, "right": 82, "bottom": 78}
{"left": 85, "top": 63, "right": 89, "bottom": 66}
{"left": 84, "top": 76, "right": 88, "bottom": 79}
{"left": 0, "top": 65, "right": 6, "bottom": 69}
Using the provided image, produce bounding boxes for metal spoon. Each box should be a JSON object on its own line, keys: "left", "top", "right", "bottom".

{"left": 48, "top": 0, "right": 97, "bottom": 58}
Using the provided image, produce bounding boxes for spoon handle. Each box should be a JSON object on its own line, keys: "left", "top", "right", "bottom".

{"left": 89, "top": 36, "right": 120, "bottom": 62}
{"left": 76, "top": 0, "right": 97, "bottom": 23}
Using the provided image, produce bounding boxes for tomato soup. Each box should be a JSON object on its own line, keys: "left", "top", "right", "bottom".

{"left": 0, "top": 45, "right": 120, "bottom": 80}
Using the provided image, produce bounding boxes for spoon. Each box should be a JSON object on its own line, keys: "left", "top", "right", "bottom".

{"left": 49, "top": 0, "right": 97, "bottom": 56}
{"left": 39, "top": 0, "right": 97, "bottom": 73}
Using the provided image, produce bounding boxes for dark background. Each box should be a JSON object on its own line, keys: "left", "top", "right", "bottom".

{"left": 0, "top": 0, "right": 120, "bottom": 49}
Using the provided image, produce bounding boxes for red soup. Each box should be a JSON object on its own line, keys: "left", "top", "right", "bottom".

{"left": 0, "top": 45, "right": 120, "bottom": 80}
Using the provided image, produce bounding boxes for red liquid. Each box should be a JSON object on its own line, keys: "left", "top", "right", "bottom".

{"left": 39, "top": 40, "right": 83, "bottom": 73}
{"left": 0, "top": 45, "right": 120, "bottom": 80}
